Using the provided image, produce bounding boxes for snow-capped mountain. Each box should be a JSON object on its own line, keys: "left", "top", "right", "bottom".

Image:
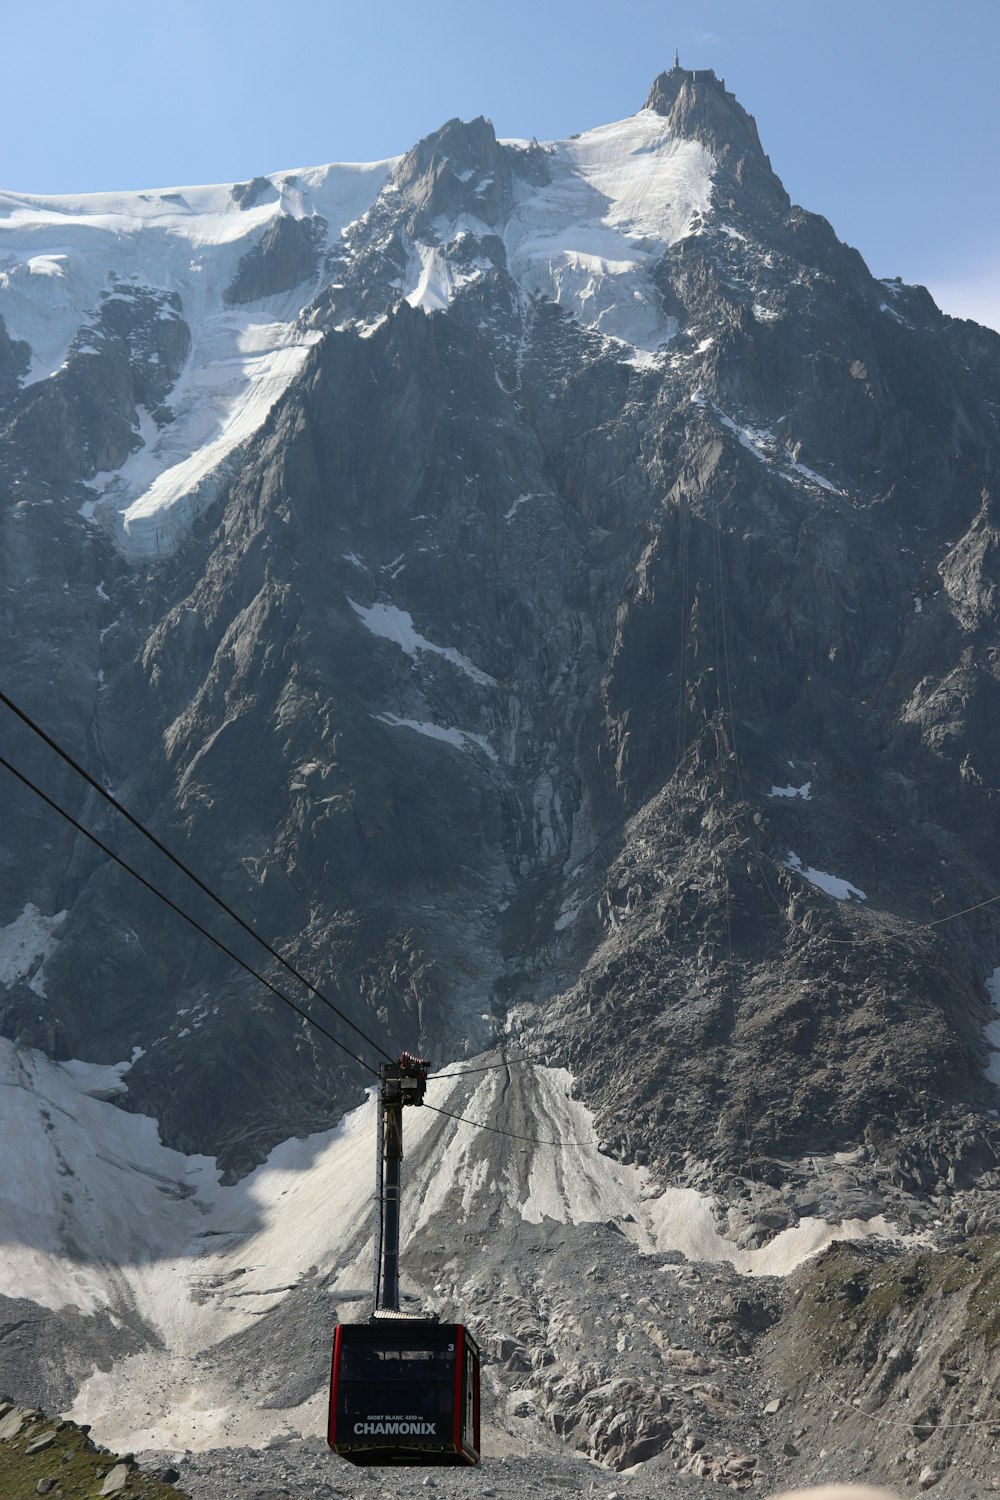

{"left": 3, "top": 62, "right": 1000, "bottom": 1495}
{"left": 0, "top": 161, "right": 393, "bottom": 555}
{"left": 0, "top": 105, "right": 715, "bottom": 560}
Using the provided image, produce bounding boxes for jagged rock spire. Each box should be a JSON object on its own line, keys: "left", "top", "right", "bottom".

{"left": 644, "top": 65, "right": 789, "bottom": 213}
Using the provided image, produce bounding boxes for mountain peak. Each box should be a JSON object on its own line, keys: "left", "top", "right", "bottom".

{"left": 644, "top": 63, "right": 789, "bottom": 212}
{"left": 645, "top": 57, "right": 728, "bottom": 110}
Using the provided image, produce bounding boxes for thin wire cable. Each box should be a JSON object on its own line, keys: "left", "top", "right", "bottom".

{"left": 0, "top": 688, "right": 393, "bottom": 1064}
{"left": 431, "top": 1051, "right": 550, "bottom": 1079}
{"left": 698, "top": 472, "right": 963, "bottom": 950}
{"left": 714, "top": 525, "right": 789, "bottom": 926}
{"left": 4, "top": 707, "right": 645, "bottom": 1157}
{"left": 423, "top": 1097, "right": 593, "bottom": 1150}
{"left": 1, "top": 733, "right": 594, "bottom": 1152}
{"left": 0, "top": 752, "right": 379, "bottom": 1078}
{"left": 767, "top": 870, "right": 1000, "bottom": 951}
{"left": 811, "top": 1361, "right": 1000, "bottom": 1432}
{"left": 924, "top": 891, "right": 1000, "bottom": 928}
{"left": 672, "top": 488, "right": 695, "bottom": 954}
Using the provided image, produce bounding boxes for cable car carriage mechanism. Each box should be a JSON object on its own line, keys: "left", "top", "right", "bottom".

{"left": 328, "top": 1052, "right": 481, "bottom": 1467}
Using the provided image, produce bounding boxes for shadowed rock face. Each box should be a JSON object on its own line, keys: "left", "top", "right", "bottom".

{"left": 0, "top": 315, "right": 30, "bottom": 403}
{"left": 1, "top": 283, "right": 190, "bottom": 481}
{"left": 224, "top": 214, "right": 327, "bottom": 305}
{"left": 0, "top": 68, "right": 999, "bottom": 1230}
{"left": 391, "top": 113, "right": 551, "bottom": 228}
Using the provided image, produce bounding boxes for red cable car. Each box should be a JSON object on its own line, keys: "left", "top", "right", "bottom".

{"left": 328, "top": 1054, "right": 481, "bottom": 1467}
{"left": 328, "top": 1319, "right": 480, "bottom": 1466}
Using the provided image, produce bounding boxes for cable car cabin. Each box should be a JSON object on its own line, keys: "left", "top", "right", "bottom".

{"left": 328, "top": 1321, "right": 480, "bottom": 1467}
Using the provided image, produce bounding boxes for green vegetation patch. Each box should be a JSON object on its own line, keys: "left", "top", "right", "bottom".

{"left": 792, "top": 1235, "right": 1000, "bottom": 1367}
{"left": 954, "top": 1238, "right": 1000, "bottom": 1349}
{"left": 0, "top": 1404, "right": 188, "bottom": 1500}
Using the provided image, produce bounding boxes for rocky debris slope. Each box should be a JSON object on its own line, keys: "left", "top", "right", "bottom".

{"left": 0, "top": 1290, "right": 151, "bottom": 1422}
{"left": 163, "top": 1442, "right": 710, "bottom": 1500}
{"left": 764, "top": 1235, "right": 1000, "bottom": 1496}
{"left": 404, "top": 1210, "right": 775, "bottom": 1482}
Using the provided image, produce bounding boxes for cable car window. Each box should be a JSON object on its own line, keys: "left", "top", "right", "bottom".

{"left": 339, "top": 1344, "right": 455, "bottom": 1380}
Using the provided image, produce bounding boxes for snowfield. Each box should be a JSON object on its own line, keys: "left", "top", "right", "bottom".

{"left": 501, "top": 112, "right": 713, "bottom": 353}
{"left": 1, "top": 108, "right": 716, "bottom": 560}
{"left": 403, "top": 111, "right": 714, "bottom": 352}
{"left": 0, "top": 162, "right": 395, "bottom": 558}
{"left": 1, "top": 1037, "right": 901, "bottom": 1452}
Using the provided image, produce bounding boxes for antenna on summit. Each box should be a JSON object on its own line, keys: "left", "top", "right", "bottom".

{"left": 674, "top": 47, "right": 680, "bottom": 69}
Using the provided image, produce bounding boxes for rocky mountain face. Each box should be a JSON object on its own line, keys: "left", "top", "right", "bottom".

{"left": 3, "top": 62, "right": 1000, "bottom": 1497}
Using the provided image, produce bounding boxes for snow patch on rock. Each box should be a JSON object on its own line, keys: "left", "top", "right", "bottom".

{"left": 0, "top": 903, "right": 66, "bottom": 995}
{"left": 404, "top": 239, "right": 491, "bottom": 313}
{"left": 769, "top": 781, "right": 812, "bottom": 800}
{"left": 785, "top": 851, "right": 867, "bottom": 902}
{"left": 376, "top": 712, "right": 497, "bottom": 761}
{"left": 349, "top": 599, "right": 496, "bottom": 685}
{"left": 502, "top": 111, "right": 712, "bottom": 353}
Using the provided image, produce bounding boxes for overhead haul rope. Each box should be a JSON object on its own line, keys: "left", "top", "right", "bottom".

{"left": 674, "top": 483, "right": 692, "bottom": 774}
{"left": 809, "top": 1361, "right": 1000, "bottom": 1432}
{"left": 3, "top": 689, "right": 646, "bottom": 1161}
{"left": 0, "top": 689, "right": 394, "bottom": 1065}
{"left": 431, "top": 1050, "right": 551, "bottom": 1079}
{"left": 670, "top": 485, "right": 694, "bottom": 954}
{"left": 0, "top": 751, "right": 380, "bottom": 1078}
{"left": 923, "top": 892, "right": 1000, "bottom": 928}
{"left": 0, "top": 709, "right": 597, "bottom": 1153}
{"left": 3, "top": 742, "right": 603, "bottom": 1156}
{"left": 423, "top": 1096, "right": 595, "bottom": 1150}
{"left": 0, "top": 698, "right": 593, "bottom": 1144}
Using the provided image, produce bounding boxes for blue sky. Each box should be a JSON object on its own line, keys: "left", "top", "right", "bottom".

{"left": 3, "top": 0, "right": 998, "bottom": 327}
